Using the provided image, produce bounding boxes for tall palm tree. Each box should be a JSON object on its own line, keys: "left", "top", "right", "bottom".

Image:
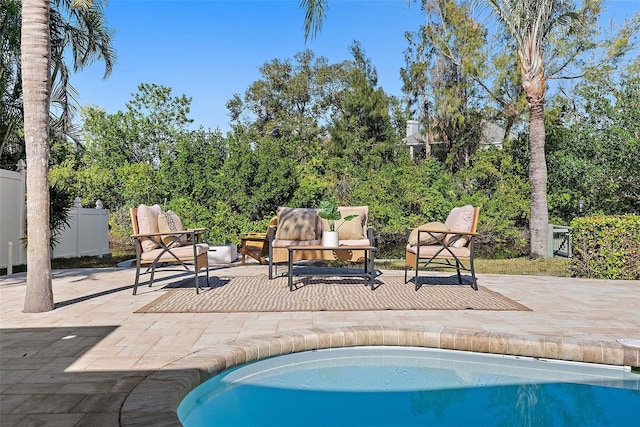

{"left": 482, "top": 0, "right": 578, "bottom": 258}
{"left": 21, "top": 0, "right": 54, "bottom": 312}
{"left": 19, "top": 0, "right": 108, "bottom": 312}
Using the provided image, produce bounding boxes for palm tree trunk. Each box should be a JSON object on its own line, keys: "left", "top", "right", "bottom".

{"left": 21, "top": 0, "right": 54, "bottom": 312}
{"left": 528, "top": 100, "right": 548, "bottom": 259}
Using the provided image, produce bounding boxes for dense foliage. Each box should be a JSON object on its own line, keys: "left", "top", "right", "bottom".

{"left": 570, "top": 215, "right": 640, "bottom": 280}
{"left": 3, "top": 1, "right": 639, "bottom": 261}
{"left": 43, "top": 48, "right": 639, "bottom": 259}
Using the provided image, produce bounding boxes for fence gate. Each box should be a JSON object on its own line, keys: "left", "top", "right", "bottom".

{"left": 548, "top": 225, "right": 572, "bottom": 258}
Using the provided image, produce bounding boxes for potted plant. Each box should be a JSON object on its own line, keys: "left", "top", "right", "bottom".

{"left": 318, "top": 200, "right": 357, "bottom": 247}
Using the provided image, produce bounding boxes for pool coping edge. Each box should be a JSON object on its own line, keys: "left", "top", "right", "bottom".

{"left": 119, "top": 326, "right": 640, "bottom": 426}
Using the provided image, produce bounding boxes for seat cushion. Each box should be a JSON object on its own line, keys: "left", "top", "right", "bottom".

{"left": 338, "top": 238, "right": 371, "bottom": 246}
{"left": 137, "top": 204, "right": 162, "bottom": 251}
{"left": 406, "top": 244, "right": 471, "bottom": 258}
{"left": 275, "top": 207, "right": 319, "bottom": 241}
{"left": 408, "top": 221, "right": 449, "bottom": 246}
{"left": 272, "top": 238, "right": 322, "bottom": 248}
{"left": 158, "top": 210, "right": 187, "bottom": 247}
{"left": 140, "top": 243, "right": 209, "bottom": 261}
{"left": 444, "top": 205, "right": 475, "bottom": 248}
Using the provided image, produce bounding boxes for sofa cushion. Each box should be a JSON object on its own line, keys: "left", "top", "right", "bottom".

{"left": 158, "top": 210, "right": 188, "bottom": 247}
{"left": 275, "top": 207, "right": 319, "bottom": 241}
{"left": 444, "top": 205, "right": 475, "bottom": 248}
{"left": 137, "top": 204, "right": 162, "bottom": 251}
{"left": 408, "top": 221, "right": 449, "bottom": 246}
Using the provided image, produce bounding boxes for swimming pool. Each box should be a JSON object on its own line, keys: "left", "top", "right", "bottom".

{"left": 178, "top": 346, "right": 640, "bottom": 426}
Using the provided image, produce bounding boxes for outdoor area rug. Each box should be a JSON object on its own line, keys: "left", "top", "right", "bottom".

{"left": 135, "top": 274, "right": 531, "bottom": 313}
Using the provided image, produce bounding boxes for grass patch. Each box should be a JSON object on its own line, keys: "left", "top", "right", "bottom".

{"left": 377, "top": 257, "right": 571, "bottom": 277}
{"left": 1, "top": 252, "right": 134, "bottom": 276}
{"left": 3, "top": 253, "right": 571, "bottom": 277}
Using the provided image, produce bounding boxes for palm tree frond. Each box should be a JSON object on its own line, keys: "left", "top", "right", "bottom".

{"left": 300, "top": 0, "right": 329, "bottom": 41}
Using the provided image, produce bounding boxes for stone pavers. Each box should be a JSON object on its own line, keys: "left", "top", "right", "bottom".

{"left": 1, "top": 265, "right": 639, "bottom": 426}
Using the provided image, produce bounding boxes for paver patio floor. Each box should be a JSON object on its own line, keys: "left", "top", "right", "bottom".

{"left": 1, "top": 264, "right": 639, "bottom": 425}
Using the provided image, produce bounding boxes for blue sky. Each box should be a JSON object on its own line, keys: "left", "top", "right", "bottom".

{"left": 71, "top": 0, "right": 639, "bottom": 134}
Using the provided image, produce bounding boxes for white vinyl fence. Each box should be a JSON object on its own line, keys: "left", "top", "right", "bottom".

{"left": 0, "top": 164, "right": 27, "bottom": 270}
{"left": 1, "top": 165, "right": 110, "bottom": 273}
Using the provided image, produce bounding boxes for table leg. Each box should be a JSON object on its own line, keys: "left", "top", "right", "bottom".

{"left": 364, "top": 250, "right": 368, "bottom": 275}
{"left": 288, "top": 248, "right": 293, "bottom": 291}
{"left": 368, "top": 249, "right": 376, "bottom": 289}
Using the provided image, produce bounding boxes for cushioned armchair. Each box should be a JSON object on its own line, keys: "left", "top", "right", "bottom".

{"left": 130, "top": 204, "right": 210, "bottom": 294}
{"left": 267, "top": 206, "right": 374, "bottom": 279}
{"left": 404, "top": 205, "right": 480, "bottom": 290}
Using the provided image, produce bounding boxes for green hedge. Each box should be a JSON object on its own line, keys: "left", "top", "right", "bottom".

{"left": 570, "top": 215, "right": 640, "bottom": 280}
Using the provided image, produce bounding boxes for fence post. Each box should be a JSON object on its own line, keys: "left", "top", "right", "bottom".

{"left": 74, "top": 197, "right": 81, "bottom": 258}
{"left": 18, "top": 160, "right": 26, "bottom": 266}
{"left": 7, "top": 242, "right": 12, "bottom": 275}
{"left": 95, "top": 199, "right": 108, "bottom": 257}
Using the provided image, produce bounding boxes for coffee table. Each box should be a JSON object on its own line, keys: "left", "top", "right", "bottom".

{"left": 287, "top": 244, "right": 377, "bottom": 291}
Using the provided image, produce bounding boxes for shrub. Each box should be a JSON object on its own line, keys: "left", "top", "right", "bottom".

{"left": 570, "top": 215, "right": 640, "bottom": 279}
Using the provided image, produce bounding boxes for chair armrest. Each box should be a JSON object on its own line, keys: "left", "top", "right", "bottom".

{"left": 367, "top": 227, "right": 375, "bottom": 246}
{"left": 267, "top": 226, "right": 277, "bottom": 242}
{"left": 241, "top": 233, "right": 267, "bottom": 242}
{"left": 443, "top": 229, "right": 477, "bottom": 236}
{"left": 131, "top": 228, "right": 206, "bottom": 238}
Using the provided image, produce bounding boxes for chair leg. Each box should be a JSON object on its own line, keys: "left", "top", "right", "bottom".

{"left": 414, "top": 255, "right": 421, "bottom": 290}
{"left": 469, "top": 257, "right": 478, "bottom": 290}
{"left": 456, "top": 261, "right": 463, "bottom": 285}
{"left": 149, "top": 264, "right": 157, "bottom": 287}
{"left": 133, "top": 262, "right": 141, "bottom": 295}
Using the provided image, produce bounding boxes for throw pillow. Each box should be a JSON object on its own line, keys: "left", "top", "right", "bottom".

{"left": 137, "top": 204, "right": 162, "bottom": 252}
{"left": 275, "top": 208, "right": 318, "bottom": 241}
{"left": 408, "top": 221, "right": 450, "bottom": 246}
{"left": 158, "top": 210, "right": 187, "bottom": 247}
{"left": 444, "top": 205, "right": 475, "bottom": 248}
{"left": 335, "top": 214, "right": 364, "bottom": 240}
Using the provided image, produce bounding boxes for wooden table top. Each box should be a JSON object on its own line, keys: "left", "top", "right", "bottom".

{"left": 286, "top": 244, "right": 376, "bottom": 250}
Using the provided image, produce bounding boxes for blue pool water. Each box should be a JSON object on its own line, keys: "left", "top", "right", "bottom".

{"left": 178, "top": 346, "right": 640, "bottom": 426}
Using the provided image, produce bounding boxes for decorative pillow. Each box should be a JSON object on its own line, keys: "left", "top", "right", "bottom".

{"left": 137, "top": 204, "right": 162, "bottom": 251}
{"left": 158, "top": 210, "right": 188, "bottom": 247}
{"left": 408, "top": 221, "right": 450, "bottom": 246}
{"left": 335, "top": 214, "right": 364, "bottom": 240}
{"left": 275, "top": 208, "right": 318, "bottom": 241}
{"left": 444, "top": 205, "right": 475, "bottom": 248}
